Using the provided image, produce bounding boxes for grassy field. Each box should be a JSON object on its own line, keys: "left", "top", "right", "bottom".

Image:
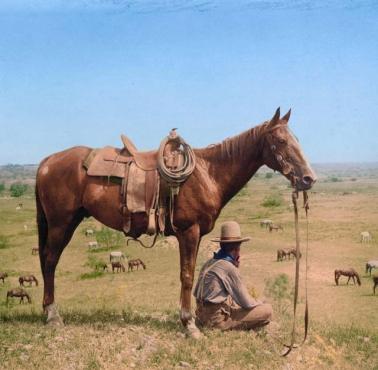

{"left": 0, "top": 164, "right": 377, "bottom": 369}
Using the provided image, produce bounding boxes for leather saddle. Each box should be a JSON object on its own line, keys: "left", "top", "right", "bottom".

{"left": 83, "top": 134, "right": 185, "bottom": 237}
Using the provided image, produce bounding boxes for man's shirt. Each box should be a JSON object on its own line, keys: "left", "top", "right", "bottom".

{"left": 193, "top": 258, "right": 260, "bottom": 309}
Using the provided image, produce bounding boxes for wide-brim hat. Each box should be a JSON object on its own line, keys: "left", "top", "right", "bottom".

{"left": 211, "top": 221, "right": 251, "bottom": 244}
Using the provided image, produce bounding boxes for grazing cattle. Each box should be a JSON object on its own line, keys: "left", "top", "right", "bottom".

{"left": 277, "top": 249, "right": 290, "bottom": 261}
{"left": 85, "top": 229, "right": 94, "bottom": 237}
{"left": 360, "top": 231, "right": 372, "bottom": 243}
{"left": 109, "top": 251, "right": 125, "bottom": 262}
{"left": 32, "top": 247, "right": 39, "bottom": 255}
{"left": 7, "top": 288, "right": 31, "bottom": 304}
{"left": 19, "top": 275, "right": 39, "bottom": 287}
{"left": 128, "top": 258, "right": 146, "bottom": 272}
{"left": 373, "top": 276, "right": 378, "bottom": 295}
{"left": 260, "top": 219, "right": 273, "bottom": 228}
{"left": 269, "top": 224, "right": 283, "bottom": 232}
{"left": 334, "top": 269, "right": 361, "bottom": 286}
{"left": 0, "top": 272, "right": 8, "bottom": 283}
{"left": 111, "top": 261, "right": 125, "bottom": 273}
{"left": 87, "top": 241, "right": 98, "bottom": 250}
{"left": 366, "top": 260, "right": 378, "bottom": 276}
{"left": 288, "top": 248, "right": 302, "bottom": 259}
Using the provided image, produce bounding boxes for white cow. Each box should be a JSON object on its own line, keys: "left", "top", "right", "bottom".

{"left": 360, "top": 231, "right": 372, "bottom": 243}
{"left": 366, "top": 260, "right": 378, "bottom": 275}
{"left": 85, "top": 229, "right": 94, "bottom": 237}
{"left": 109, "top": 251, "right": 125, "bottom": 262}
{"left": 260, "top": 219, "right": 273, "bottom": 228}
{"left": 87, "top": 241, "right": 98, "bottom": 249}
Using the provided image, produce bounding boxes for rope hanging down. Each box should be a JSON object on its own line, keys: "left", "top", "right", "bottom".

{"left": 282, "top": 190, "right": 310, "bottom": 357}
{"left": 157, "top": 129, "right": 196, "bottom": 232}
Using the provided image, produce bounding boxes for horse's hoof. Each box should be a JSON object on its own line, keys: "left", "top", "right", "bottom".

{"left": 45, "top": 303, "right": 64, "bottom": 327}
{"left": 185, "top": 318, "right": 203, "bottom": 340}
{"left": 46, "top": 315, "right": 64, "bottom": 327}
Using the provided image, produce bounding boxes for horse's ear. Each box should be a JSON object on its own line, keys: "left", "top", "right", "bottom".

{"left": 281, "top": 108, "right": 291, "bottom": 123}
{"left": 268, "top": 107, "right": 280, "bottom": 128}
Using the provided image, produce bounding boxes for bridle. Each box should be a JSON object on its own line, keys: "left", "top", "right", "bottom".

{"left": 264, "top": 124, "right": 298, "bottom": 188}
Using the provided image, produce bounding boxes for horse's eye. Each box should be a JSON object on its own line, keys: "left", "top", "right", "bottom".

{"left": 278, "top": 139, "right": 286, "bottom": 144}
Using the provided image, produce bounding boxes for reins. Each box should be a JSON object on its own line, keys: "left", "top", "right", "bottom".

{"left": 281, "top": 190, "right": 309, "bottom": 356}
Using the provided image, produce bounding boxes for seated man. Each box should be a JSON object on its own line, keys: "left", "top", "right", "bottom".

{"left": 194, "top": 221, "right": 272, "bottom": 331}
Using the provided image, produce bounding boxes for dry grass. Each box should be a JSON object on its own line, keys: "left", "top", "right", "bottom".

{"left": 0, "top": 165, "right": 378, "bottom": 369}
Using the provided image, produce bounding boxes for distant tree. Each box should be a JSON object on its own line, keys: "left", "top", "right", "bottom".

{"left": 10, "top": 183, "right": 28, "bottom": 197}
{"left": 0, "top": 183, "right": 5, "bottom": 195}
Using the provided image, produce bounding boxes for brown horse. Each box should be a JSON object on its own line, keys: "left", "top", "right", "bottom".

{"left": 111, "top": 261, "right": 126, "bottom": 273}
{"left": 19, "top": 275, "right": 39, "bottom": 287}
{"left": 7, "top": 288, "right": 31, "bottom": 304}
{"left": 269, "top": 223, "right": 283, "bottom": 232}
{"left": 128, "top": 258, "right": 147, "bottom": 272}
{"left": 288, "top": 248, "right": 302, "bottom": 259}
{"left": 0, "top": 272, "right": 8, "bottom": 283}
{"left": 373, "top": 276, "right": 378, "bottom": 295}
{"left": 35, "top": 108, "right": 316, "bottom": 334}
{"left": 334, "top": 269, "right": 361, "bottom": 286}
{"left": 277, "top": 249, "right": 290, "bottom": 261}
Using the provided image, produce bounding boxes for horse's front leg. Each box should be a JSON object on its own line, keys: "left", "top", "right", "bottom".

{"left": 347, "top": 276, "right": 350, "bottom": 285}
{"left": 176, "top": 224, "right": 201, "bottom": 339}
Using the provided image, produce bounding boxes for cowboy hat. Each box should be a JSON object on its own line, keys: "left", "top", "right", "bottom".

{"left": 211, "top": 221, "right": 251, "bottom": 243}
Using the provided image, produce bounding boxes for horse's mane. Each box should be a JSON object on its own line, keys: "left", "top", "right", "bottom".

{"left": 197, "top": 121, "right": 269, "bottom": 162}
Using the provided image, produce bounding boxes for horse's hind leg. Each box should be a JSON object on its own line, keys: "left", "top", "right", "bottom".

{"left": 347, "top": 276, "right": 350, "bottom": 285}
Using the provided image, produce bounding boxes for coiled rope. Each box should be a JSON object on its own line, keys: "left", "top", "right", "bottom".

{"left": 157, "top": 133, "right": 196, "bottom": 185}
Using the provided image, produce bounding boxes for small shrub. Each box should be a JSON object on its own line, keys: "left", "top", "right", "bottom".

{"left": 85, "top": 255, "right": 108, "bottom": 271}
{"left": 10, "top": 183, "right": 28, "bottom": 197}
{"left": 0, "top": 235, "right": 10, "bottom": 249}
{"left": 265, "top": 173, "right": 273, "bottom": 179}
{"left": 0, "top": 183, "right": 5, "bottom": 194}
{"left": 325, "top": 176, "right": 342, "bottom": 183}
{"left": 79, "top": 271, "right": 104, "bottom": 280}
{"left": 262, "top": 194, "right": 282, "bottom": 208}
{"left": 95, "top": 227, "right": 123, "bottom": 249}
{"left": 265, "top": 273, "right": 293, "bottom": 314}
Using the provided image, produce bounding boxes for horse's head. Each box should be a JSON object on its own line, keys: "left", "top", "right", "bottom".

{"left": 262, "top": 108, "right": 317, "bottom": 191}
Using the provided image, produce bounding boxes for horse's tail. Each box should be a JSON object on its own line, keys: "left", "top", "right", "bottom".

{"left": 355, "top": 272, "right": 361, "bottom": 286}
{"left": 334, "top": 270, "right": 339, "bottom": 285}
{"left": 19, "top": 277, "right": 22, "bottom": 286}
{"left": 366, "top": 263, "right": 370, "bottom": 274}
{"left": 26, "top": 293, "right": 31, "bottom": 303}
{"left": 35, "top": 181, "right": 48, "bottom": 254}
{"left": 141, "top": 260, "right": 146, "bottom": 269}
{"left": 34, "top": 277, "right": 39, "bottom": 286}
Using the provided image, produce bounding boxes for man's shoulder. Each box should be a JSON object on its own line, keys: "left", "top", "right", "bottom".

{"left": 207, "top": 259, "right": 238, "bottom": 274}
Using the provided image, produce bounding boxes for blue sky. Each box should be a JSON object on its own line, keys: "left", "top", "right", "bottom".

{"left": 0, "top": 1, "right": 377, "bottom": 164}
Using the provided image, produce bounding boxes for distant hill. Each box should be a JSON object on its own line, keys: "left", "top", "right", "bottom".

{"left": 0, "top": 164, "right": 38, "bottom": 185}
{"left": 1, "top": 162, "right": 377, "bottom": 186}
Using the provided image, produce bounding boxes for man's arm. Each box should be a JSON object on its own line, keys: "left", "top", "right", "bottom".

{"left": 223, "top": 267, "right": 261, "bottom": 309}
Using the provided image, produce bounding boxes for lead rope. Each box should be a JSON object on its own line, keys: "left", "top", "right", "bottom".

{"left": 281, "top": 190, "right": 309, "bottom": 357}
